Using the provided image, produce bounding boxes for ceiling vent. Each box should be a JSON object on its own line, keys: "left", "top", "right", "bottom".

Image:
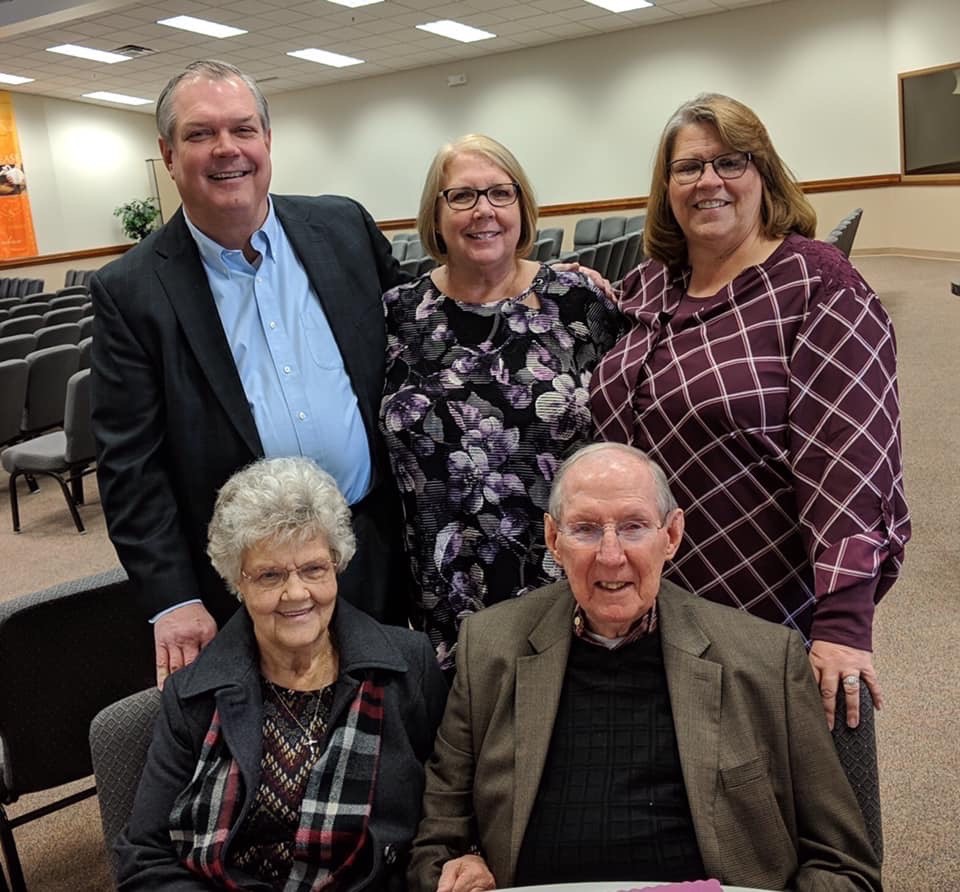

{"left": 110, "top": 44, "right": 155, "bottom": 58}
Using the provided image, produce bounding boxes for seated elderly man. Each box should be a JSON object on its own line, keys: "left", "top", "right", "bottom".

{"left": 408, "top": 442, "right": 881, "bottom": 892}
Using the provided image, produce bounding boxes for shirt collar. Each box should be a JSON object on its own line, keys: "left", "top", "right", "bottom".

{"left": 183, "top": 196, "right": 277, "bottom": 275}
{"left": 573, "top": 600, "right": 658, "bottom": 650}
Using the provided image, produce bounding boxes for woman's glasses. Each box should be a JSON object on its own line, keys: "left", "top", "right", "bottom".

{"left": 668, "top": 152, "right": 753, "bottom": 185}
{"left": 438, "top": 182, "right": 520, "bottom": 210}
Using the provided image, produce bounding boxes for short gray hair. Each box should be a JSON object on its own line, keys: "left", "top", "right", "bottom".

{"left": 548, "top": 442, "right": 677, "bottom": 521}
{"left": 156, "top": 60, "right": 270, "bottom": 143}
{"left": 207, "top": 457, "right": 356, "bottom": 594}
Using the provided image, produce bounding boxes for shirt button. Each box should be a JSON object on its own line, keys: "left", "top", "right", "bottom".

{"left": 283, "top": 365, "right": 291, "bottom": 374}
{"left": 298, "top": 411, "right": 307, "bottom": 421}
{"left": 269, "top": 321, "right": 277, "bottom": 329}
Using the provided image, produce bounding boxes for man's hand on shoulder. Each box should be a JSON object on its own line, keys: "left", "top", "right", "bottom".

{"left": 436, "top": 854, "right": 496, "bottom": 892}
{"left": 154, "top": 603, "right": 218, "bottom": 690}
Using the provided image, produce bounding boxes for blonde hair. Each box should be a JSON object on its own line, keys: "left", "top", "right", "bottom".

{"left": 417, "top": 134, "right": 538, "bottom": 263}
{"left": 645, "top": 93, "right": 816, "bottom": 271}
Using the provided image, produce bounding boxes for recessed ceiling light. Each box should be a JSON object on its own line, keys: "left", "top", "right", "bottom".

{"left": 0, "top": 72, "right": 34, "bottom": 85}
{"left": 582, "top": 0, "right": 655, "bottom": 11}
{"left": 325, "top": 0, "right": 384, "bottom": 7}
{"left": 83, "top": 91, "right": 153, "bottom": 106}
{"left": 46, "top": 44, "right": 131, "bottom": 64}
{"left": 287, "top": 48, "right": 364, "bottom": 68}
{"left": 157, "top": 16, "right": 247, "bottom": 39}
{"left": 416, "top": 20, "right": 496, "bottom": 43}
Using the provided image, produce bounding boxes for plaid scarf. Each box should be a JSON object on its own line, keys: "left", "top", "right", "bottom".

{"left": 169, "top": 677, "right": 385, "bottom": 890}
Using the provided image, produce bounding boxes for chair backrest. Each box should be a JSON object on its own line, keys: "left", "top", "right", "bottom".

{"left": 592, "top": 241, "right": 613, "bottom": 279}
{"left": 391, "top": 240, "right": 408, "bottom": 260}
{"left": 43, "top": 306, "right": 85, "bottom": 326}
{"left": 64, "top": 368, "right": 95, "bottom": 463}
{"left": 34, "top": 322, "right": 81, "bottom": 350}
{"left": 525, "top": 237, "right": 551, "bottom": 262}
{"left": 399, "top": 257, "right": 420, "bottom": 277}
{"left": 8, "top": 302, "right": 49, "bottom": 319}
{"left": 0, "top": 569, "right": 154, "bottom": 802}
{"left": 0, "top": 334, "right": 37, "bottom": 362}
{"left": 598, "top": 216, "right": 627, "bottom": 242}
{"left": 576, "top": 245, "right": 597, "bottom": 269}
{"left": 78, "top": 315, "right": 95, "bottom": 341}
{"left": 625, "top": 214, "right": 646, "bottom": 234}
{"left": 573, "top": 217, "right": 602, "bottom": 249}
{"left": 617, "top": 231, "right": 644, "bottom": 281}
{"left": 391, "top": 232, "right": 415, "bottom": 242}
{"left": 56, "top": 285, "right": 91, "bottom": 298}
{"left": 606, "top": 236, "right": 628, "bottom": 283}
{"left": 90, "top": 687, "right": 162, "bottom": 877}
{"left": 404, "top": 236, "right": 425, "bottom": 259}
{"left": 49, "top": 295, "right": 89, "bottom": 310}
{"left": 835, "top": 208, "right": 863, "bottom": 257}
{"left": 78, "top": 335, "right": 94, "bottom": 371}
{"left": 0, "top": 315, "right": 43, "bottom": 337}
{"left": 0, "top": 359, "right": 28, "bottom": 446}
{"left": 0, "top": 298, "right": 19, "bottom": 311}
{"left": 536, "top": 227, "right": 564, "bottom": 259}
{"left": 21, "top": 343, "right": 80, "bottom": 434}
{"left": 64, "top": 269, "right": 94, "bottom": 288}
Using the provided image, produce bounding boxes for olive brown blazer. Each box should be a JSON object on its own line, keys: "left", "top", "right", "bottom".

{"left": 408, "top": 580, "right": 881, "bottom": 892}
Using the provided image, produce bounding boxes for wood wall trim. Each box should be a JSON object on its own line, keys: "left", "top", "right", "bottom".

{"left": 4, "top": 172, "right": 959, "bottom": 260}
{"left": 0, "top": 243, "right": 130, "bottom": 272}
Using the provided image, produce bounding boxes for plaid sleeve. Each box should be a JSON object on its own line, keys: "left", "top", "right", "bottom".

{"left": 788, "top": 283, "right": 910, "bottom": 649}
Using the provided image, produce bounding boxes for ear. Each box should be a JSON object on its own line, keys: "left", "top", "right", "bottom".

{"left": 663, "top": 508, "right": 684, "bottom": 559}
{"left": 264, "top": 127, "right": 272, "bottom": 152}
{"left": 159, "top": 136, "right": 174, "bottom": 176}
{"left": 544, "top": 513, "right": 561, "bottom": 564}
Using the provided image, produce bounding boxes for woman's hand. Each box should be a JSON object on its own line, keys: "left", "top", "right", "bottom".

{"left": 436, "top": 854, "right": 496, "bottom": 892}
{"left": 551, "top": 261, "right": 615, "bottom": 300}
{"left": 809, "top": 640, "right": 884, "bottom": 731}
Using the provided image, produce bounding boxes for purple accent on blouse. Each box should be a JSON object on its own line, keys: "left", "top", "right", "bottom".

{"left": 590, "top": 233, "right": 910, "bottom": 650}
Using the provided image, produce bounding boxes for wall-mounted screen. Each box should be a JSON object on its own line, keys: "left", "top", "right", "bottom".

{"left": 899, "top": 61, "right": 960, "bottom": 176}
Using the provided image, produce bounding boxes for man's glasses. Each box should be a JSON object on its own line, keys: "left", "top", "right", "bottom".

{"left": 240, "top": 559, "right": 337, "bottom": 594}
{"left": 557, "top": 520, "right": 664, "bottom": 548}
{"left": 438, "top": 182, "right": 520, "bottom": 211}
{"left": 668, "top": 151, "right": 753, "bottom": 185}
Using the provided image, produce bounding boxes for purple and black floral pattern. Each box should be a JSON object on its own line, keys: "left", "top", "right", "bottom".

{"left": 380, "top": 264, "right": 620, "bottom": 670}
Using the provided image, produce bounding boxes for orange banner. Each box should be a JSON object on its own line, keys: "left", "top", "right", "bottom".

{"left": 0, "top": 91, "right": 38, "bottom": 260}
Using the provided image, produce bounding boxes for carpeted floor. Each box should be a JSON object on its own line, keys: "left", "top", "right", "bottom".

{"left": 1, "top": 253, "right": 959, "bottom": 890}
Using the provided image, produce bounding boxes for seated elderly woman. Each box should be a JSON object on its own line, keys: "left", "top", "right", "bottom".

{"left": 117, "top": 457, "right": 448, "bottom": 890}
{"left": 408, "top": 443, "right": 880, "bottom": 892}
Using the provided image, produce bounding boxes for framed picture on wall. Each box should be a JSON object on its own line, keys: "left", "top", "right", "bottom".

{"left": 899, "top": 60, "right": 960, "bottom": 179}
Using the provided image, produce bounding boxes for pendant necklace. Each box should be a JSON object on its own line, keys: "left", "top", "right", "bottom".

{"left": 269, "top": 682, "right": 326, "bottom": 751}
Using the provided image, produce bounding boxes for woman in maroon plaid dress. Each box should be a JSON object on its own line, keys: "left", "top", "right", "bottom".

{"left": 589, "top": 95, "right": 909, "bottom": 855}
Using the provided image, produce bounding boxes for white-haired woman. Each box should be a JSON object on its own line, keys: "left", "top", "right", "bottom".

{"left": 117, "top": 457, "right": 447, "bottom": 890}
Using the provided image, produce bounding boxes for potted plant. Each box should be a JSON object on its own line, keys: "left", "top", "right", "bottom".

{"left": 114, "top": 197, "right": 160, "bottom": 241}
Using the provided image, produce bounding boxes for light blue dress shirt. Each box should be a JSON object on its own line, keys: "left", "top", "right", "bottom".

{"left": 183, "top": 201, "right": 372, "bottom": 504}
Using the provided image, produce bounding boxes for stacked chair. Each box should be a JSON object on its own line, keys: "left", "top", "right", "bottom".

{"left": 0, "top": 280, "right": 43, "bottom": 301}
{"left": 0, "top": 569, "right": 154, "bottom": 890}
{"left": 823, "top": 208, "right": 863, "bottom": 258}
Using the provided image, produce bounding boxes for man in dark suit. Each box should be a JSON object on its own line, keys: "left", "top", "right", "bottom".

{"left": 409, "top": 443, "right": 880, "bottom": 892}
{"left": 91, "top": 60, "right": 408, "bottom": 688}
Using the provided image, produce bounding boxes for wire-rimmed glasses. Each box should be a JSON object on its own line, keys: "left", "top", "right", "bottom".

{"left": 240, "top": 559, "right": 337, "bottom": 594}
{"left": 556, "top": 520, "right": 664, "bottom": 549}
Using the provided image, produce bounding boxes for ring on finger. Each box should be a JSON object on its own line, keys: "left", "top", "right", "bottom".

{"left": 842, "top": 674, "right": 859, "bottom": 688}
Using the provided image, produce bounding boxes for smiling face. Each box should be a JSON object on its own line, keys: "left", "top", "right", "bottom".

{"left": 437, "top": 151, "right": 521, "bottom": 275}
{"left": 545, "top": 451, "right": 684, "bottom": 638}
{"left": 238, "top": 535, "right": 338, "bottom": 662}
{"left": 159, "top": 74, "right": 272, "bottom": 248}
{"left": 667, "top": 121, "right": 764, "bottom": 261}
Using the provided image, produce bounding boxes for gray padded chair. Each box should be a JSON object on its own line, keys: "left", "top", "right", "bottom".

{"left": 598, "top": 216, "right": 627, "bottom": 242}
{"left": 536, "top": 227, "right": 564, "bottom": 259}
{"left": 33, "top": 323, "right": 80, "bottom": 351}
{"left": 0, "top": 360, "right": 28, "bottom": 451}
{"left": 625, "top": 214, "right": 646, "bottom": 234}
{"left": 390, "top": 240, "right": 408, "bottom": 260}
{"left": 0, "top": 300, "right": 18, "bottom": 312}
{"left": 41, "top": 307, "right": 84, "bottom": 326}
{"left": 6, "top": 304, "right": 48, "bottom": 320}
{"left": 77, "top": 316, "right": 94, "bottom": 341}
{"left": 617, "top": 231, "right": 644, "bottom": 282}
{"left": 54, "top": 285, "right": 90, "bottom": 298}
{"left": 77, "top": 336, "right": 93, "bottom": 371}
{"left": 20, "top": 344, "right": 80, "bottom": 437}
{"left": 0, "top": 317, "right": 42, "bottom": 339}
{"left": 48, "top": 295, "right": 88, "bottom": 310}
{"left": 4, "top": 369, "right": 95, "bottom": 533}
{"left": 0, "top": 336, "right": 36, "bottom": 363}
{"left": 63, "top": 270, "right": 94, "bottom": 288}
{"left": 404, "top": 237, "right": 425, "bottom": 260}
{"left": 606, "top": 236, "right": 628, "bottom": 284}
{"left": 89, "top": 688, "right": 162, "bottom": 880}
{"left": 399, "top": 257, "right": 420, "bottom": 277}
{"left": 572, "top": 217, "right": 602, "bottom": 250}
{"left": 591, "top": 241, "right": 613, "bottom": 279}
{"left": 0, "top": 569, "right": 154, "bottom": 891}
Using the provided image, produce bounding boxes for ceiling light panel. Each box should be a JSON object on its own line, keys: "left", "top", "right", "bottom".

{"left": 156, "top": 16, "right": 247, "bottom": 39}
{"left": 83, "top": 91, "right": 153, "bottom": 106}
{"left": 325, "top": 0, "right": 385, "bottom": 7}
{"left": 46, "top": 44, "right": 131, "bottom": 64}
{"left": 287, "top": 48, "right": 365, "bottom": 68}
{"left": 0, "top": 72, "right": 34, "bottom": 85}
{"left": 416, "top": 20, "right": 496, "bottom": 43}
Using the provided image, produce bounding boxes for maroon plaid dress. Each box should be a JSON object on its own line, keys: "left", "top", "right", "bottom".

{"left": 591, "top": 233, "right": 910, "bottom": 649}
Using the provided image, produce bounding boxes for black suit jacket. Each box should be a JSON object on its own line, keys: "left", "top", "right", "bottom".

{"left": 91, "top": 194, "right": 406, "bottom": 625}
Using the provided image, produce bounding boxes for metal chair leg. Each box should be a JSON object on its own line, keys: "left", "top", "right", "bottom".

{"left": 0, "top": 805, "right": 25, "bottom": 892}
{"left": 7, "top": 473, "right": 21, "bottom": 533}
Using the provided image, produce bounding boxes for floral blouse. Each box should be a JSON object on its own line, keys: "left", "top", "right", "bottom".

{"left": 381, "top": 264, "right": 620, "bottom": 670}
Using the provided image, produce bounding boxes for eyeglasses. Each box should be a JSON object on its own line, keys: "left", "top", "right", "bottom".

{"left": 668, "top": 151, "right": 753, "bottom": 185}
{"left": 240, "top": 558, "right": 337, "bottom": 593}
{"left": 557, "top": 520, "right": 664, "bottom": 548}
{"left": 438, "top": 182, "right": 520, "bottom": 211}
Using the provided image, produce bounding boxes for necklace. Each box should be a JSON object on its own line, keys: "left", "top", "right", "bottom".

{"left": 268, "top": 682, "right": 326, "bottom": 750}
